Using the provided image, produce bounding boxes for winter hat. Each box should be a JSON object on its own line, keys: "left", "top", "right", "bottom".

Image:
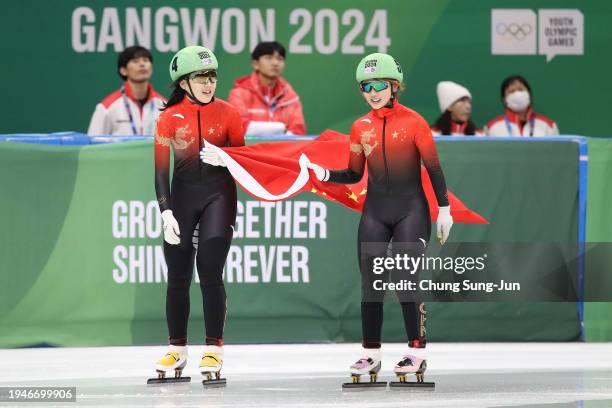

{"left": 437, "top": 81, "right": 471, "bottom": 112}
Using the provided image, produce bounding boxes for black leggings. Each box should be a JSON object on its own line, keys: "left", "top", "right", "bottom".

{"left": 164, "top": 176, "right": 236, "bottom": 347}
{"left": 358, "top": 192, "right": 431, "bottom": 349}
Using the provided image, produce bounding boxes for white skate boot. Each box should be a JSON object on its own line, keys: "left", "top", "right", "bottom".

{"left": 390, "top": 353, "right": 434, "bottom": 389}
{"left": 342, "top": 348, "right": 386, "bottom": 389}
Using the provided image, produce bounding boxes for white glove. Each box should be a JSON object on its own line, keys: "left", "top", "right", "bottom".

{"left": 305, "top": 161, "right": 329, "bottom": 182}
{"left": 200, "top": 147, "right": 226, "bottom": 167}
{"left": 161, "top": 210, "right": 181, "bottom": 245}
{"left": 436, "top": 206, "right": 453, "bottom": 245}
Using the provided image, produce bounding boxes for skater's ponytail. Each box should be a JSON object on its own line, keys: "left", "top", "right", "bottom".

{"left": 161, "top": 81, "right": 187, "bottom": 111}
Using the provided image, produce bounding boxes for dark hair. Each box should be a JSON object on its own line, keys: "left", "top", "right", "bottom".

{"left": 117, "top": 46, "right": 153, "bottom": 80}
{"left": 432, "top": 110, "right": 478, "bottom": 135}
{"left": 161, "top": 83, "right": 186, "bottom": 111}
{"left": 500, "top": 75, "right": 531, "bottom": 99}
{"left": 251, "top": 41, "right": 286, "bottom": 60}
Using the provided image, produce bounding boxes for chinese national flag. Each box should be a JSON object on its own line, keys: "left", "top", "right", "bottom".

{"left": 208, "top": 130, "right": 488, "bottom": 224}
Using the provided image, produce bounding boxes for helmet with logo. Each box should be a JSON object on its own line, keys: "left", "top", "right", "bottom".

{"left": 169, "top": 46, "right": 218, "bottom": 82}
{"left": 355, "top": 52, "right": 403, "bottom": 83}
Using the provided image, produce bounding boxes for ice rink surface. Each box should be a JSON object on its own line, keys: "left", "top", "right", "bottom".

{"left": 1, "top": 343, "right": 612, "bottom": 407}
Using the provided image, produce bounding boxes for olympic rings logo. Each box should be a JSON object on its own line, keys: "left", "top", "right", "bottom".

{"left": 496, "top": 23, "right": 533, "bottom": 40}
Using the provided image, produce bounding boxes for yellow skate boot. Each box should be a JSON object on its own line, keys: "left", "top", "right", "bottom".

{"left": 148, "top": 345, "right": 189, "bottom": 384}
{"left": 199, "top": 345, "right": 226, "bottom": 387}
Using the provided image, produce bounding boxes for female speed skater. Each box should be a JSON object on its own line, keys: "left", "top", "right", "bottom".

{"left": 150, "top": 45, "right": 244, "bottom": 385}
{"left": 306, "top": 53, "right": 453, "bottom": 386}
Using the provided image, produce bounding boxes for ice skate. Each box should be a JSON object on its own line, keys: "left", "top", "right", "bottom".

{"left": 389, "top": 354, "right": 435, "bottom": 389}
{"left": 342, "top": 349, "right": 386, "bottom": 389}
{"left": 147, "top": 346, "right": 190, "bottom": 384}
{"left": 199, "top": 345, "right": 226, "bottom": 388}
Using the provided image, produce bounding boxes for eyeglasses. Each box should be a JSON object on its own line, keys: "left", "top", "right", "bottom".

{"left": 360, "top": 81, "right": 389, "bottom": 93}
{"left": 189, "top": 71, "right": 218, "bottom": 85}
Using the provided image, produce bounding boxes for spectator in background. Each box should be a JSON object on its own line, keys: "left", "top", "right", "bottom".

{"left": 88, "top": 46, "right": 165, "bottom": 136}
{"left": 431, "top": 81, "right": 482, "bottom": 136}
{"left": 228, "top": 41, "right": 306, "bottom": 136}
{"left": 485, "top": 75, "right": 559, "bottom": 137}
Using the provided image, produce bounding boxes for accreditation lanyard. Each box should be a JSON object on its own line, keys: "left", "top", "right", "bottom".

{"left": 121, "top": 86, "right": 155, "bottom": 135}
{"left": 120, "top": 86, "right": 139, "bottom": 135}
{"left": 269, "top": 94, "right": 282, "bottom": 114}
{"left": 262, "top": 86, "right": 283, "bottom": 116}
{"left": 504, "top": 115, "right": 535, "bottom": 137}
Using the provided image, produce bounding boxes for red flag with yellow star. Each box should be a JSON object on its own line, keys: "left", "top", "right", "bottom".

{"left": 210, "top": 130, "right": 487, "bottom": 223}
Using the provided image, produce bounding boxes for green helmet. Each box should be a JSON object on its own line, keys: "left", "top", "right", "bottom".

{"left": 355, "top": 52, "right": 403, "bottom": 83}
{"left": 169, "top": 46, "right": 218, "bottom": 82}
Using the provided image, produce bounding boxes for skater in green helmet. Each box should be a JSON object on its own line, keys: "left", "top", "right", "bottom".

{"left": 307, "top": 52, "right": 453, "bottom": 388}
{"left": 166, "top": 45, "right": 219, "bottom": 106}
{"left": 150, "top": 45, "right": 245, "bottom": 386}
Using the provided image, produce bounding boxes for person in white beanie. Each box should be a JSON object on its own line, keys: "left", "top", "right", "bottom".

{"left": 431, "top": 81, "right": 482, "bottom": 136}
{"left": 484, "top": 75, "right": 559, "bottom": 137}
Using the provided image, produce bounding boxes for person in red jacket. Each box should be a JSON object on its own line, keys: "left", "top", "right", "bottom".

{"left": 305, "top": 53, "right": 453, "bottom": 387}
{"left": 152, "top": 45, "right": 244, "bottom": 386}
{"left": 228, "top": 41, "right": 307, "bottom": 136}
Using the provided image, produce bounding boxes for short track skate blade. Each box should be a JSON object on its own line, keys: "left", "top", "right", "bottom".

{"left": 389, "top": 381, "right": 435, "bottom": 389}
{"left": 146, "top": 376, "right": 191, "bottom": 385}
{"left": 202, "top": 378, "right": 227, "bottom": 388}
{"left": 342, "top": 381, "right": 387, "bottom": 390}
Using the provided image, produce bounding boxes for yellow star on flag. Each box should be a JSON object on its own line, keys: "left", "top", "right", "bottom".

{"left": 347, "top": 191, "right": 358, "bottom": 202}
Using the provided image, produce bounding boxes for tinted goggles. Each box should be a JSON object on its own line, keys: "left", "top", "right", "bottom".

{"left": 360, "top": 81, "right": 389, "bottom": 93}
{"left": 189, "top": 70, "right": 218, "bottom": 85}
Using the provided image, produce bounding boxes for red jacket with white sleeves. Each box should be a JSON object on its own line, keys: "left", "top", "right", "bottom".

{"left": 87, "top": 81, "right": 165, "bottom": 136}
{"left": 484, "top": 108, "right": 559, "bottom": 137}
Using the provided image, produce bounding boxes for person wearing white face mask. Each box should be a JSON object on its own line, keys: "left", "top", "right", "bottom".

{"left": 484, "top": 75, "right": 559, "bottom": 137}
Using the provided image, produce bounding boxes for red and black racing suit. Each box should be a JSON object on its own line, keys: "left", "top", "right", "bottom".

{"left": 154, "top": 96, "right": 244, "bottom": 347}
{"left": 328, "top": 100, "right": 449, "bottom": 350}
